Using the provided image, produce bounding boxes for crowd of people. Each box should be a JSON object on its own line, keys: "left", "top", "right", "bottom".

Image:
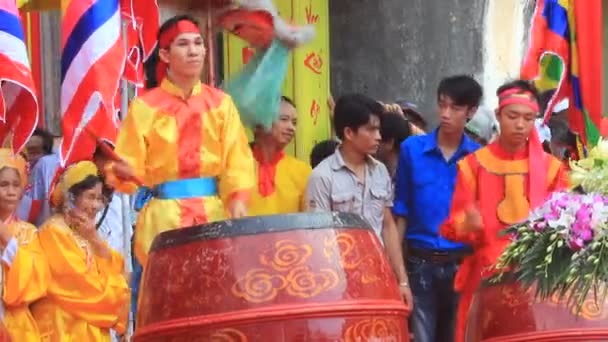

{"left": 3, "top": 13, "right": 582, "bottom": 342}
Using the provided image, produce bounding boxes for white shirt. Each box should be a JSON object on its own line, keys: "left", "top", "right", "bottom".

{"left": 97, "top": 193, "right": 133, "bottom": 263}
{"left": 17, "top": 154, "right": 61, "bottom": 226}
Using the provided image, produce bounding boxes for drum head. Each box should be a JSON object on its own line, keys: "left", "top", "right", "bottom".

{"left": 150, "top": 212, "right": 372, "bottom": 251}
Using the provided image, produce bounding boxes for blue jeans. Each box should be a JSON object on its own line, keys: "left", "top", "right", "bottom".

{"left": 407, "top": 255, "right": 459, "bottom": 342}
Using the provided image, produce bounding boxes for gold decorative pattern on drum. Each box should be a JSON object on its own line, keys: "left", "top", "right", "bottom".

{"left": 323, "top": 233, "right": 381, "bottom": 284}
{"left": 343, "top": 318, "right": 402, "bottom": 342}
{"left": 231, "top": 269, "right": 288, "bottom": 303}
{"left": 498, "top": 285, "right": 608, "bottom": 320}
{"left": 546, "top": 291, "right": 608, "bottom": 320}
{"left": 260, "top": 240, "right": 313, "bottom": 272}
{"left": 232, "top": 240, "right": 341, "bottom": 303}
{"left": 284, "top": 266, "right": 339, "bottom": 298}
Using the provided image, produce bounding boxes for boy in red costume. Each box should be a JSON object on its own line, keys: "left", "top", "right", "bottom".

{"left": 440, "top": 80, "right": 568, "bottom": 342}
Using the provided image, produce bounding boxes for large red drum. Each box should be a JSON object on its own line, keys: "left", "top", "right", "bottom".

{"left": 134, "top": 212, "right": 410, "bottom": 341}
{"left": 466, "top": 280, "right": 608, "bottom": 341}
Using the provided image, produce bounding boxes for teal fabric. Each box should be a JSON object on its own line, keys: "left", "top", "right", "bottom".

{"left": 225, "top": 39, "right": 289, "bottom": 129}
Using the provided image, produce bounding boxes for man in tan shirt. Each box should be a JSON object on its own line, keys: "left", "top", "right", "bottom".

{"left": 305, "top": 93, "right": 413, "bottom": 310}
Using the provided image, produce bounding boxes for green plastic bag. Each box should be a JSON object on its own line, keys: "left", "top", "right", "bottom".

{"left": 225, "top": 39, "right": 289, "bottom": 129}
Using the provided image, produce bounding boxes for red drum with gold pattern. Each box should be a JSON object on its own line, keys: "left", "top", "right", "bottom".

{"left": 466, "top": 280, "right": 608, "bottom": 341}
{"left": 134, "top": 212, "right": 410, "bottom": 341}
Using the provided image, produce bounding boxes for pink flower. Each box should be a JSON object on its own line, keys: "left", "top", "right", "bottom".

{"left": 544, "top": 210, "right": 560, "bottom": 221}
{"left": 533, "top": 221, "right": 547, "bottom": 232}
{"left": 575, "top": 205, "right": 592, "bottom": 223}
{"left": 568, "top": 238, "right": 585, "bottom": 251}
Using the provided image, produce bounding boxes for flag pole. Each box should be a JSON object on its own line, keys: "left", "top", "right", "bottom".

{"left": 120, "top": 19, "right": 132, "bottom": 274}
{"left": 206, "top": 2, "right": 216, "bottom": 86}
{"left": 119, "top": 17, "right": 135, "bottom": 341}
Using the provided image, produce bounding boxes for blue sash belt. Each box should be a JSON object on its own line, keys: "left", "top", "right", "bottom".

{"left": 134, "top": 177, "right": 218, "bottom": 211}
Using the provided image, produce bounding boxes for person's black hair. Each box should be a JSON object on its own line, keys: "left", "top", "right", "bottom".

{"left": 144, "top": 47, "right": 160, "bottom": 89}
{"left": 496, "top": 79, "right": 541, "bottom": 105}
{"left": 403, "top": 109, "right": 427, "bottom": 130}
{"left": 542, "top": 140, "right": 552, "bottom": 154}
{"left": 380, "top": 112, "right": 412, "bottom": 149}
{"left": 310, "top": 139, "right": 339, "bottom": 168}
{"left": 539, "top": 89, "right": 557, "bottom": 115}
{"left": 68, "top": 175, "right": 102, "bottom": 199}
{"left": 281, "top": 95, "right": 296, "bottom": 108}
{"left": 437, "top": 75, "right": 483, "bottom": 108}
{"left": 333, "top": 93, "right": 383, "bottom": 141}
{"left": 92, "top": 141, "right": 116, "bottom": 203}
{"left": 32, "top": 128, "right": 54, "bottom": 155}
{"left": 157, "top": 15, "right": 200, "bottom": 43}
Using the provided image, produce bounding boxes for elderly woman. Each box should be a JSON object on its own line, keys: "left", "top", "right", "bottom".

{"left": 0, "top": 149, "right": 49, "bottom": 341}
{"left": 31, "top": 161, "right": 130, "bottom": 341}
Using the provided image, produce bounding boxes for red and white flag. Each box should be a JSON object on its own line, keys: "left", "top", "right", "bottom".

{"left": 0, "top": 0, "right": 39, "bottom": 154}
{"left": 59, "top": 0, "right": 125, "bottom": 166}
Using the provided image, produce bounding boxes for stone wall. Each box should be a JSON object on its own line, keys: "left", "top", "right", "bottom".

{"left": 329, "top": 0, "right": 535, "bottom": 127}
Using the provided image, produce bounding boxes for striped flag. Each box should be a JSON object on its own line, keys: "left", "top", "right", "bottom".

{"left": 59, "top": 0, "right": 125, "bottom": 166}
{"left": 0, "top": 0, "right": 39, "bottom": 154}
{"left": 521, "top": 0, "right": 602, "bottom": 146}
{"left": 568, "top": 0, "right": 602, "bottom": 145}
{"left": 520, "top": 0, "right": 570, "bottom": 120}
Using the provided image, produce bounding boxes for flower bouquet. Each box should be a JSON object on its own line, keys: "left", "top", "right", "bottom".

{"left": 493, "top": 140, "right": 608, "bottom": 312}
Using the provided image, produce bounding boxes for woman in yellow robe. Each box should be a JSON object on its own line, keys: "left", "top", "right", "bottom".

{"left": 31, "top": 161, "right": 130, "bottom": 341}
{"left": 0, "top": 149, "right": 49, "bottom": 341}
{"left": 249, "top": 96, "right": 312, "bottom": 215}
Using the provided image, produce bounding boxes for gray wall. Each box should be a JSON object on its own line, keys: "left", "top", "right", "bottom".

{"left": 329, "top": 0, "right": 535, "bottom": 127}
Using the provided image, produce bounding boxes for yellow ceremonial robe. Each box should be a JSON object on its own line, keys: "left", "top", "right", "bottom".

{"left": 249, "top": 148, "right": 312, "bottom": 216}
{"left": 31, "top": 216, "right": 129, "bottom": 342}
{"left": 3, "top": 220, "right": 49, "bottom": 341}
{"left": 107, "top": 79, "right": 255, "bottom": 265}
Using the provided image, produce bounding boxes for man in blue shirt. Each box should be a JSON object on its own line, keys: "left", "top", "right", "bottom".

{"left": 393, "top": 75, "right": 483, "bottom": 342}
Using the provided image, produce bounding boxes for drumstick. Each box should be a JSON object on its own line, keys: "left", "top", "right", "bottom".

{"left": 85, "top": 128, "right": 145, "bottom": 187}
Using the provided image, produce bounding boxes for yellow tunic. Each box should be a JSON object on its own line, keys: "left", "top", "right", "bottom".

{"left": 3, "top": 220, "right": 49, "bottom": 342}
{"left": 249, "top": 152, "right": 312, "bottom": 216}
{"left": 31, "top": 216, "right": 129, "bottom": 342}
{"left": 107, "top": 79, "right": 255, "bottom": 265}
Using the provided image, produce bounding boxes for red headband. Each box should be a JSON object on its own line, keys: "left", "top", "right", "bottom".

{"left": 156, "top": 20, "right": 201, "bottom": 82}
{"left": 159, "top": 20, "right": 200, "bottom": 48}
{"left": 498, "top": 88, "right": 540, "bottom": 113}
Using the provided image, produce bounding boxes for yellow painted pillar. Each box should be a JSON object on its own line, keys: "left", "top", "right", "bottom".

{"left": 291, "top": 0, "right": 331, "bottom": 160}
{"left": 223, "top": 0, "right": 330, "bottom": 160}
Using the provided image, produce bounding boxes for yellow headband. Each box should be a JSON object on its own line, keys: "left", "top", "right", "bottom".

{"left": 50, "top": 161, "right": 99, "bottom": 207}
{"left": 0, "top": 148, "right": 27, "bottom": 188}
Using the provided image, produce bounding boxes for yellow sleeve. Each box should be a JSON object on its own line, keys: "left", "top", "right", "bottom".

{"left": 106, "top": 98, "right": 153, "bottom": 194}
{"left": 298, "top": 162, "right": 313, "bottom": 212}
{"left": 218, "top": 96, "right": 255, "bottom": 205}
{"left": 94, "top": 248, "right": 129, "bottom": 334}
{"left": 3, "top": 229, "right": 50, "bottom": 307}
{"left": 37, "top": 223, "right": 130, "bottom": 331}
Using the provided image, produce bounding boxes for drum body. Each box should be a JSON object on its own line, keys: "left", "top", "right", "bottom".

{"left": 466, "top": 280, "right": 608, "bottom": 342}
{"left": 134, "top": 213, "right": 409, "bottom": 341}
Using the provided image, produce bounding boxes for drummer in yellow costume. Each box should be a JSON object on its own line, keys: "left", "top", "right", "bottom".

{"left": 249, "top": 96, "right": 312, "bottom": 216}
{"left": 0, "top": 149, "right": 49, "bottom": 341}
{"left": 106, "top": 15, "right": 255, "bottom": 265}
{"left": 31, "top": 161, "right": 130, "bottom": 341}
